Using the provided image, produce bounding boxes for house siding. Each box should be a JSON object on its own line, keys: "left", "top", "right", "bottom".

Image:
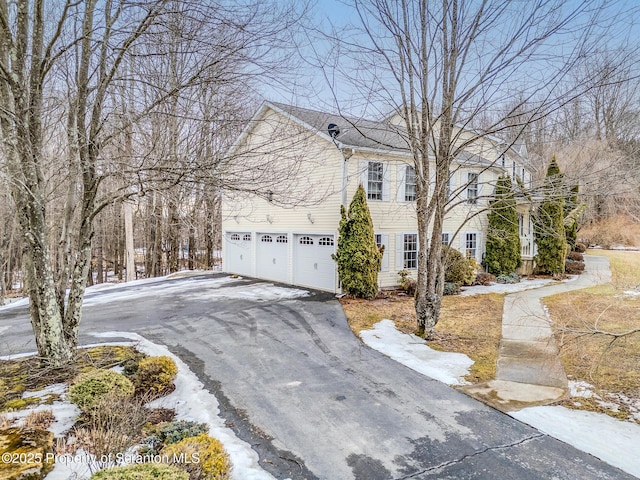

{"left": 222, "top": 103, "right": 536, "bottom": 292}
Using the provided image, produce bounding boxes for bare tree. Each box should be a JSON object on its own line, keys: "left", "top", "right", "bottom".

{"left": 0, "top": 0, "right": 308, "bottom": 366}
{"left": 327, "top": 0, "right": 634, "bottom": 337}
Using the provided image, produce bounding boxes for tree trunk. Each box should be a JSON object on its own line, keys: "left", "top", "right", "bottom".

{"left": 124, "top": 201, "right": 136, "bottom": 281}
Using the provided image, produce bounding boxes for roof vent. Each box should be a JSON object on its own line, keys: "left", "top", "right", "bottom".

{"left": 327, "top": 123, "right": 340, "bottom": 138}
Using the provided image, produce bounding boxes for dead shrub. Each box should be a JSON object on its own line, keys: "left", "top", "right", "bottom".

{"left": 71, "top": 394, "right": 148, "bottom": 459}
{"left": 0, "top": 412, "right": 12, "bottom": 429}
{"left": 24, "top": 409, "right": 55, "bottom": 429}
{"left": 474, "top": 272, "right": 496, "bottom": 286}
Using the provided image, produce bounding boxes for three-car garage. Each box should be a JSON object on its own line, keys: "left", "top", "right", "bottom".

{"left": 223, "top": 232, "right": 337, "bottom": 292}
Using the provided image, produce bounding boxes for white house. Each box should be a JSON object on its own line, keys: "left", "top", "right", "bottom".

{"left": 222, "top": 101, "right": 536, "bottom": 293}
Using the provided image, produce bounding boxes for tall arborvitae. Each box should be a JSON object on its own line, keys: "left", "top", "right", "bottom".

{"left": 332, "top": 185, "right": 383, "bottom": 299}
{"left": 564, "top": 184, "right": 580, "bottom": 251}
{"left": 534, "top": 156, "right": 567, "bottom": 276}
{"left": 485, "top": 176, "right": 521, "bottom": 275}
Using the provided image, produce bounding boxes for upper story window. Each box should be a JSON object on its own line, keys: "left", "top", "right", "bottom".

{"left": 466, "top": 173, "right": 478, "bottom": 204}
{"left": 404, "top": 166, "right": 417, "bottom": 201}
{"left": 367, "top": 162, "right": 384, "bottom": 200}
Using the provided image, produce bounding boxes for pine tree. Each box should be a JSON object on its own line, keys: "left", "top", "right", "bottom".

{"left": 485, "top": 176, "right": 521, "bottom": 275}
{"left": 332, "top": 185, "right": 383, "bottom": 299}
{"left": 534, "top": 156, "right": 567, "bottom": 276}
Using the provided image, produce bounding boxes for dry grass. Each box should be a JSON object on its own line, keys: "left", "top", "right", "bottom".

{"left": 545, "top": 249, "right": 640, "bottom": 423}
{"left": 24, "top": 409, "right": 55, "bottom": 429}
{"left": 579, "top": 214, "right": 640, "bottom": 248}
{"left": 340, "top": 292, "right": 504, "bottom": 383}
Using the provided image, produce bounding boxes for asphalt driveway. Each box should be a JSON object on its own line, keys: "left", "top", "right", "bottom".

{"left": 0, "top": 274, "right": 634, "bottom": 479}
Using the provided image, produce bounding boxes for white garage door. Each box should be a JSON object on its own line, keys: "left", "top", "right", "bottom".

{"left": 225, "top": 232, "right": 252, "bottom": 276}
{"left": 293, "top": 234, "right": 336, "bottom": 292}
{"left": 256, "top": 233, "right": 289, "bottom": 284}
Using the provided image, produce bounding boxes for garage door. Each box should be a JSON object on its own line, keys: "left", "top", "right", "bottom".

{"left": 256, "top": 233, "right": 289, "bottom": 284}
{"left": 224, "top": 232, "right": 252, "bottom": 276}
{"left": 293, "top": 234, "right": 336, "bottom": 292}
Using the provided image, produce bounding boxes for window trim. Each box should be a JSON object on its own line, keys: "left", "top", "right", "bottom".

{"left": 403, "top": 233, "right": 418, "bottom": 270}
{"left": 367, "top": 161, "right": 384, "bottom": 201}
{"left": 466, "top": 172, "right": 479, "bottom": 204}
{"left": 404, "top": 165, "right": 417, "bottom": 202}
{"left": 464, "top": 232, "right": 478, "bottom": 260}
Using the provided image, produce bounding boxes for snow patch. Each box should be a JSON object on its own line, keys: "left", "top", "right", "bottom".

{"left": 569, "top": 380, "right": 595, "bottom": 398}
{"left": 511, "top": 406, "right": 640, "bottom": 478}
{"left": 459, "top": 278, "right": 559, "bottom": 296}
{"left": 90, "top": 332, "right": 276, "bottom": 480}
{"left": 360, "top": 319, "right": 473, "bottom": 386}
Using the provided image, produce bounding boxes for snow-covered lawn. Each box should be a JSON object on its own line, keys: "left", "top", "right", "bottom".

{"left": 361, "top": 319, "right": 640, "bottom": 478}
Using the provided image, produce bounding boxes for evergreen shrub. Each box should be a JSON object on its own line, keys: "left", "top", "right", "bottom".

{"left": 90, "top": 463, "right": 188, "bottom": 480}
{"left": 69, "top": 369, "right": 134, "bottom": 410}
{"left": 133, "top": 356, "right": 178, "bottom": 397}
{"left": 333, "top": 185, "right": 382, "bottom": 299}
{"left": 485, "top": 176, "right": 521, "bottom": 275}
{"left": 163, "top": 434, "right": 231, "bottom": 480}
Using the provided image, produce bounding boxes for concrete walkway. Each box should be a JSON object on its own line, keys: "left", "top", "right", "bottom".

{"left": 463, "top": 255, "right": 612, "bottom": 410}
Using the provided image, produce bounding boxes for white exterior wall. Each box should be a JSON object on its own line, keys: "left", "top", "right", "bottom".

{"left": 222, "top": 107, "right": 344, "bottom": 291}
{"left": 222, "top": 105, "right": 535, "bottom": 291}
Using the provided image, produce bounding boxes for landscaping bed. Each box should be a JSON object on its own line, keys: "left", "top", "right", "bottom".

{"left": 0, "top": 345, "right": 231, "bottom": 480}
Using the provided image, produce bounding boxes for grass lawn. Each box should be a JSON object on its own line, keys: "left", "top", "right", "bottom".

{"left": 544, "top": 249, "right": 640, "bottom": 423}
{"left": 340, "top": 292, "right": 504, "bottom": 384}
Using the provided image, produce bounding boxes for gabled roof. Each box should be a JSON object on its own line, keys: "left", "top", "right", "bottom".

{"left": 232, "top": 101, "right": 532, "bottom": 171}
{"left": 268, "top": 101, "right": 411, "bottom": 152}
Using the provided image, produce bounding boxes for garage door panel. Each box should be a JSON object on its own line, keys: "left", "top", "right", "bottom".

{"left": 256, "top": 233, "right": 289, "bottom": 283}
{"left": 293, "top": 234, "right": 336, "bottom": 292}
{"left": 225, "top": 232, "right": 252, "bottom": 276}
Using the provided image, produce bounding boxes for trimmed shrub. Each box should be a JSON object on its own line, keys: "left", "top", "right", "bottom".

{"left": 163, "top": 434, "right": 231, "bottom": 480}
{"left": 474, "top": 272, "right": 496, "bottom": 286}
{"left": 534, "top": 157, "right": 567, "bottom": 276}
{"left": 332, "top": 185, "right": 382, "bottom": 299}
{"left": 142, "top": 420, "right": 209, "bottom": 455}
{"left": 134, "top": 356, "right": 178, "bottom": 397}
{"left": 566, "top": 251, "right": 584, "bottom": 262}
{"left": 442, "top": 246, "right": 475, "bottom": 286}
{"left": 443, "top": 282, "right": 461, "bottom": 296}
{"left": 565, "top": 259, "right": 585, "bottom": 274}
{"left": 69, "top": 369, "right": 134, "bottom": 410}
{"left": 496, "top": 273, "right": 521, "bottom": 284}
{"left": 485, "top": 176, "right": 521, "bottom": 275}
{"left": 90, "top": 463, "right": 188, "bottom": 480}
{"left": 574, "top": 242, "right": 587, "bottom": 253}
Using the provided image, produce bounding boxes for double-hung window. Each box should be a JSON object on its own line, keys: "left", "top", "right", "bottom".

{"left": 403, "top": 233, "right": 418, "bottom": 269}
{"left": 367, "top": 162, "right": 384, "bottom": 200}
{"left": 442, "top": 233, "right": 450, "bottom": 246}
{"left": 404, "top": 166, "right": 417, "bottom": 201}
{"left": 466, "top": 173, "right": 479, "bottom": 204}
{"left": 465, "top": 233, "right": 477, "bottom": 259}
